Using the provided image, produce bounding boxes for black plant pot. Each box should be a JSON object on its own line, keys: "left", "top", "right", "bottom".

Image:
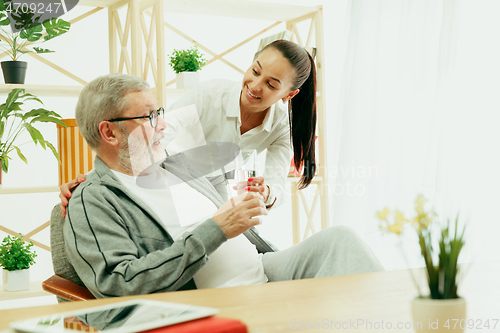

{"left": 1, "top": 61, "right": 28, "bottom": 84}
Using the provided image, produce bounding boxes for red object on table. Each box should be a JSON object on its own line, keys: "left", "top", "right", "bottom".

{"left": 141, "top": 316, "right": 248, "bottom": 333}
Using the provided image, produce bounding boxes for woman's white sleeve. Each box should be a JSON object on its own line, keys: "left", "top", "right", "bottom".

{"left": 263, "top": 129, "right": 293, "bottom": 208}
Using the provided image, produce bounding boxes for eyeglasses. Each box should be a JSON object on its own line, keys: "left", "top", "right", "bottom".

{"left": 107, "top": 107, "right": 165, "bottom": 129}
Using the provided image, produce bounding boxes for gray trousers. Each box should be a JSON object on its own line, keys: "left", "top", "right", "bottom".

{"left": 262, "top": 226, "right": 384, "bottom": 281}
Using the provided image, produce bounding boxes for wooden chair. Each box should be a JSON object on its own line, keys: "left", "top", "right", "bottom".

{"left": 44, "top": 119, "right": 96, "bottom": 301}
{"left": 42, "top": 205, "right": 95, "bottom": 302}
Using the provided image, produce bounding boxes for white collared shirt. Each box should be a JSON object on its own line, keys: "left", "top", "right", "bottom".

{"left": 166, "top": 79, "right": 292, "bottom": 207}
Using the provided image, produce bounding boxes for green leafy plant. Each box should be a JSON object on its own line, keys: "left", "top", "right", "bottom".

{"left": 168, "top": 46, "right": 207, "bottom": 73}
{"left": 376, "top": 194, "right": 466, "bottom": 299}
{"left": 0, "top": 88, "right": 67, "bottom": 173}
{"left": 0, "top": 234, "right": 37, "bottom": 271}
{"left": 0, "top": 0, "right": 71, "bottom": 61}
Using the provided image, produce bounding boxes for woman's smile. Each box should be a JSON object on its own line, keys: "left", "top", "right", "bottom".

{"left": 246, "top": 85, "right": 261, "bottom": 100}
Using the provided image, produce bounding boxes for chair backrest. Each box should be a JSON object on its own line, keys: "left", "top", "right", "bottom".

{"left": 50, "top": 204, "right": 87, "bottom": 302}
{"left": 57, "top": 119, "right": 95, "bottom": 186}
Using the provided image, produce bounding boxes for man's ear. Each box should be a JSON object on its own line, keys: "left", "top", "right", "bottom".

{"left": 282, "top": 89, "right": 299, "bottom": 103}
{"left": 98, "top": 121, "right": 121, "bottom": 147}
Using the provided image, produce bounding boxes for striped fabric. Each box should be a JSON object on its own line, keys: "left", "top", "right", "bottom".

{"left": 57, "top": 119, "right": 95, "bottom": 186}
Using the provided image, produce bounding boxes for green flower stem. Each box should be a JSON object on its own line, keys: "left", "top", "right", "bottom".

{"left": 398, "top": 238, "right": 423, "bottom": 297}
{"left": 376, "top": 195, "right": 465, "bottom": 300}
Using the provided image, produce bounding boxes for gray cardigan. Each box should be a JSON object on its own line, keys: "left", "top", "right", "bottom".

{"left": 64, "top": 153, "right": 273, "bottom": 298}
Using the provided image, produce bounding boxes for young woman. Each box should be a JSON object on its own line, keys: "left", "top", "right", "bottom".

{"left": 165, "top": 39, "right": 317, "bottom": 208}
{"left": 60, "top": 40, "right": 317, "bottom": 213}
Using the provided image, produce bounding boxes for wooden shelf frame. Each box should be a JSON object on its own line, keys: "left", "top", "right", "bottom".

{"left": 0, "top": 187, "right": 59, "bottom": 252}
{"left": 0, "top": 6, "right": 105, "bottom": 86}
{"left": 105, "top": 0, "right": 330, "bottom": 242}
{"left": 0, "top": 84, "right": 189, "bottom": 97}
{"left": 101, "top": 0, "right": 330, "bottom": 243}
{"left": 90, "top": 0, "right": 331, "bottom": 243}
{"left": 0, "top": 0, "right": 330, "bottom": 247}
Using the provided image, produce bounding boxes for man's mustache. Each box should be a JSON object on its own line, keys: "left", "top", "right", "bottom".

{"left": 152, "top": 132, "right": 165, "bottom": 145}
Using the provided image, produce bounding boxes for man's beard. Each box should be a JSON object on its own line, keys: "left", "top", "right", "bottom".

{"left": 117, "top": 124, "right": 166, "bottom": 177}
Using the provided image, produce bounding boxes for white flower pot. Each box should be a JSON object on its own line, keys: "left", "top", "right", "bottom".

{"left": 411, "top": 297, "right": 466, "bottom": 332}
{"left": 2, "top": 268, "right": 30, "bottom": 292}
{"left": 176, "top": 71, "right": 200, "bottom": 89}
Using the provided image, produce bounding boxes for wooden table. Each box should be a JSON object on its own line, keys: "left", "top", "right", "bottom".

{"left": 0, "top": 261, "right": 498, "bottom": 332}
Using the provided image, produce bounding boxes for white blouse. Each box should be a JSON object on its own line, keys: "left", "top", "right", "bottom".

{"left": 165, "top": 79, "right": 292, "bottom": 208}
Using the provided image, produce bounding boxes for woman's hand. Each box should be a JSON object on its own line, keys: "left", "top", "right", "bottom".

{"left": 59, "top": 174, "right": 87, "bottom": 218}
{"left": 233, "top": 176, "right": 270, "bottom": 203}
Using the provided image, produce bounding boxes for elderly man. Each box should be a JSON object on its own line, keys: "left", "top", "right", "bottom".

{"left": 64, "top": 73, "right": 383, "bottom": 298}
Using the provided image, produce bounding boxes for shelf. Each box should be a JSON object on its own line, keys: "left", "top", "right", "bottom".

{"left": 79, "top": 0, "right": 119, "bottom": 7}
{"left": 0, "top": 281, "right": 50, "bottom": 301}
{"left": 0, "top": 84, "right": 83, "bottom": 97}
{"left": 0, "top": 84, "right": 189, "bottom": 98}
{"left": 79, "top": 0, "right": 319, "bottom": 22}
{"left": 0, "top": 186, "right": 60, "bottom": 195}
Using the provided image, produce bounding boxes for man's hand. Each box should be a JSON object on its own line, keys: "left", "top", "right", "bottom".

{"left": 212, "top": 192, "right": 267, "bottom": 239}
{"left": 59, "top": 174, "right": 87, "bottom": 218}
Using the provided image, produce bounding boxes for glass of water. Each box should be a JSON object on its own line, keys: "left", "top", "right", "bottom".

{"left": 233, "top": 149, "right": 257, "bottom": 195}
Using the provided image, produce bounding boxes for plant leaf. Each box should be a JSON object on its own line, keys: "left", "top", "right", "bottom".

{"left": 11, "top": 10, "right": 39, "bottom": 31}
{"left": 23, "top": 123, "right": 45, "bottom": 148}
{"left": 8, "top": 102, "right": 23, "bottom": 111}
{"left": 30, "top": 115, "right": 67, "bottom": 127}
{"left": 43, "top": 18, "right": 70, "bottom": 41}
{"left": 13, "top": 145, "right": 27, "bottom": 164}
{"left": 21, "top": 93, "right": 43, "bottom": 104}
{"left": 33, "top": 47, "right": 55, "bottom": 54}
{"left": 1, "top": 156, "right": 8, "bottom": 173}
{"left": 0, "top": 12, "right": 10, "bottom": 26}
{"left": 19, "top": 24, "right": 44, "bottom": 42}
{"left": 4, "top": 89, "right": 24, "bottom": 114}
{"left": 22, "top": 108, "right": 52, "bottom": 120}
{"left": 43, "top": 141, "right": 61, "bottom": 164}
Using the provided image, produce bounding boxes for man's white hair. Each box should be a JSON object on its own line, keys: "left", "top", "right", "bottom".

{"left": 75, "top": 73, "right": 150, "bottom": 151}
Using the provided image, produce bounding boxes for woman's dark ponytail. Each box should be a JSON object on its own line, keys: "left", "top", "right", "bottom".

{"left": 289, "top": 52, "right": 316, "bottom": 189}
{"left": 263, "top": 40, "right": 317, "bottom": 189}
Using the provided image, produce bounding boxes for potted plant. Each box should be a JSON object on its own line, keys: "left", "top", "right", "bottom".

{"left": 0, "top": 88, "right": 66, "bottom": 187}
{"left": 0, "top": 0, "right": 71, "bottom": 83}
{"left": 168, "top": 46, "right": 206, "bottom": 89}
{"left": 0, "top": 234, "right": 37, "bottom": 291}
{"left": 376, "top": 194, "right": 466, "bottom": 333}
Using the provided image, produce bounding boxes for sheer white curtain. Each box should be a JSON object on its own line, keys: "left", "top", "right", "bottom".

{"left": 330, "top": 0, "right": 500, "bottom": 270}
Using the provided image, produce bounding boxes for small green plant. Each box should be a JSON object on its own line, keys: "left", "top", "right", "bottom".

{"left": 376, "top": 194, "right": 466, "bottom": 299}
{"left": 0, "top": 0, "right": 71, "bottom": 61}
{"left": 168, "top": 46, "right": 206, "bottom": 73}
{"left": 0, "top": 88, "right": 67, "bottom": 173}
{"left": 0, "top": 234, "right": 37, "bottom": 271}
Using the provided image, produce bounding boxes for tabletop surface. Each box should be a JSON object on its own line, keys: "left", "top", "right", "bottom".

{"left": 0, "top": 261, "right": 498, "bottom": 332}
